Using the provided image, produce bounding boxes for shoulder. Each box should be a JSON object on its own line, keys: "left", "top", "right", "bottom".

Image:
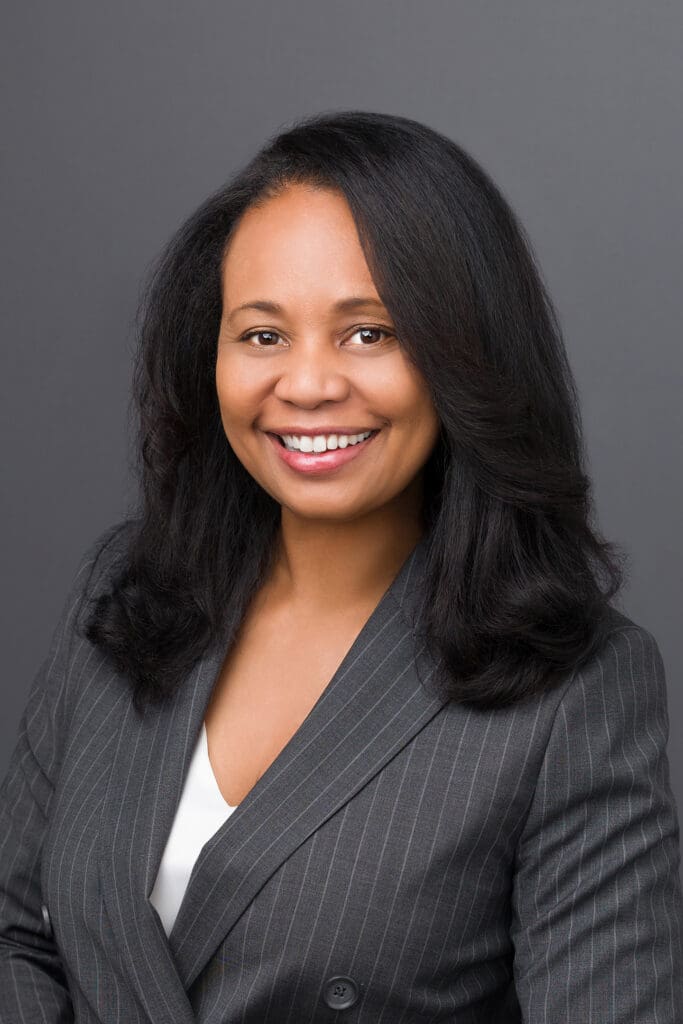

{"left": 17, "top": 518, "right": 139, "bottom": 781}
{"left": 511, "top": 608, "right": 683, "bottom": 1018}
{"left": 49, "top": 517, "right": 138, "bottom": 696}
{"left": 557, "top": 606, "right": 669, "bottom": 726}
{"left": 55, "top": 516, "right": 140, "bottom": 636}
{"left": 521, "top": 605, "right": 674, "bottom": 826}
{"left": 502, "top": 606, "right": 673, "bottom": 820}
{"left": 75, "top": 517, "right": 137, "bottom": 597}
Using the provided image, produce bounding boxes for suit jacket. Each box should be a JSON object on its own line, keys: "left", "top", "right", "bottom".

{"left": 1, "top": 519, "right": 682, "bottom": 1023}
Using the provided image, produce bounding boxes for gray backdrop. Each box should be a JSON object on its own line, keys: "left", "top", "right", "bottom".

{"left": 2, "top": 0, "right": 681, "bottom": 888}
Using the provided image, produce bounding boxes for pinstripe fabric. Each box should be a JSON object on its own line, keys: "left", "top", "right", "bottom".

{"left": 1, "top": 519, "right": 681, "bottom": 1022}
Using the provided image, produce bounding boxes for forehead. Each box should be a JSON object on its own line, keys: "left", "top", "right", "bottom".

{"left": 221, "top": 185, "right": 379, "bottom": 300}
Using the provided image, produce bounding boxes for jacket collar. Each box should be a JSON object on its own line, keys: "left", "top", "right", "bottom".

{"left": 96, "top": 532, "right": 447, "bottom": 1015}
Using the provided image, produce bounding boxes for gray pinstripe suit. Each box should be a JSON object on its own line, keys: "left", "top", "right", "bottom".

{"left": 1, "top": 519, "right": 682, "bottom": 1022}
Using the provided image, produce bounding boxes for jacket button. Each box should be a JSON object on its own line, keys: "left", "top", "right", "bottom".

{"left": 322, "top": 975, "right": 359, "bottom": 1010}
{"left": 41, "top": 904, "right": 52, "bottom": 936}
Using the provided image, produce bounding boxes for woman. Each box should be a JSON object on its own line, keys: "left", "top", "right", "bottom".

{"left": 1, "top": 110, "right": 681, "bottom": 1022}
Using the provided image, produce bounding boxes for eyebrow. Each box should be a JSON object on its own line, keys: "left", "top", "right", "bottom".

{"left": 225, "top": 296, "right": 388, "bottom": 322}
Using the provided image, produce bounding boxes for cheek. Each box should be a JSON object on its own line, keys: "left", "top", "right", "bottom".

{"left": 215, "top": 357, "right": 257, "bottom": 425}
{"left": 398, "top": 393, "right": 441, "bottom": 466}
{"left": 363, "top": 359, "right": 429, "bottom": 414}
{"left": 389, "top": 371, "right": 439, "bottom": 437}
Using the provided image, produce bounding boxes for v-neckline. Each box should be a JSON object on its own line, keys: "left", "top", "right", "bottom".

{"left": 200, "top": 721, "right": 237, "bottom": 810}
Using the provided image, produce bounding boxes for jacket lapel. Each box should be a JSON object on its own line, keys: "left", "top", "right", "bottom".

{"left": 169, "top": 534, "right": 448, "bottom": 990}
{"left": 96, "top": 633, "right": 232, "bottom": 1021}
{"left": 97, "top": 533, "right": 447, "bottom": 1007}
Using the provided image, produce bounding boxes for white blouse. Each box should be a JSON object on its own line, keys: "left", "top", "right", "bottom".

{"left": 149, "top": 722, "right": 236, "bottom": 937}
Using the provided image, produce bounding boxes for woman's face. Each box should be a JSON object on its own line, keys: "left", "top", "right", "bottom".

{"left": 215, "top": 184, "right": 440, "bottom": 525}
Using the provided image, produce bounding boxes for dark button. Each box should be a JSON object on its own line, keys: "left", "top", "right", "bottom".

{"left": 41, "top": 903, "right": 52, "bottom": 935}
{"left": 322, "top": 975, "right": 359, "bottom": 1010}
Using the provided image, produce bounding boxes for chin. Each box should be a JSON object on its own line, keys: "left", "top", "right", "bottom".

{"left": 282, "top": 500, "right": 375, "bottom": 523}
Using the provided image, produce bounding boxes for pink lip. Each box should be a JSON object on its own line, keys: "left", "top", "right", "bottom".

{"left": 265, "top": 430, "right": 379, "bottom": 475}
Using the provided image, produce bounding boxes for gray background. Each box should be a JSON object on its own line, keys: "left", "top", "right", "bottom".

{"left": 2, "top": 0, "right": 681, "bottom": 884}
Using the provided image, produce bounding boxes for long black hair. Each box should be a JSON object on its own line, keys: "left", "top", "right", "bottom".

{"left": 86, "top": 109, "right": 627, "bottom": 715}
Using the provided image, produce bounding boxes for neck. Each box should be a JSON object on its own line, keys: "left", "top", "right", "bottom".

{"left": 267, "top": 489, "right": 424, "bottom": 614}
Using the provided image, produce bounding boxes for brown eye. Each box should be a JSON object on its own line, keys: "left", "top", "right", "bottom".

{"left": 348, "top": 326, "right": 393, "bottom": 346}
{"left": 242, "top": 331, "right": 281, "bottom": 346}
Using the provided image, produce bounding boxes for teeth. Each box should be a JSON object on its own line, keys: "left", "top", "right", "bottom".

{"left": 282, "top": 430, "right": 373, "bottom": 453}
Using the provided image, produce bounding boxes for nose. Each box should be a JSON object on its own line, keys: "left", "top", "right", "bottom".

{"left": 272, "top": 338, "right": 351, "bottom": 408}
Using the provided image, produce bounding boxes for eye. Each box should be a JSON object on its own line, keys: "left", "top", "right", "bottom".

{"left": 237, "top": 325, "right": 395, "bottom": 348}
{"left": 347, "top": 326, "right": 394, "bottom": 346}
{"left": 239, "top": 330, "right": 282, "bottom": 347}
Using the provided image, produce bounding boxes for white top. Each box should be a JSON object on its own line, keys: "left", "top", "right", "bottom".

{"left": 149, "top": 722, "right": 236, "bottom": 937}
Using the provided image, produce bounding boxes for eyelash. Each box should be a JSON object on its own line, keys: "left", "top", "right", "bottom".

{"left": 237, "top": 325, "right": 395, "bottom": 348}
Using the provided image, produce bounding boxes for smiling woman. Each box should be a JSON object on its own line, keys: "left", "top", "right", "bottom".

{"left": 1, "top": 110, "right": 681, "bottom": 1022}
{"left": 214, "top": 184, "right": 440, "bottom": 519}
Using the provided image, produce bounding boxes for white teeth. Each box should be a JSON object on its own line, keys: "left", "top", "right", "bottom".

{"left": 282, "top": 430, "right": 373, "bottom": 453}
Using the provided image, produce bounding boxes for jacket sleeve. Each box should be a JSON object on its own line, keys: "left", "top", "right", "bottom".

{"left": 510, "top": 624, "right": 683, "bottom": 1022}
{"left": 0, "top": 521, "right": 129, "bottom": 1022}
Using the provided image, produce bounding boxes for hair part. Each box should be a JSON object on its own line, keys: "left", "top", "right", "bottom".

{"left": 85, "top": 109, "right": 627, "bottom": 715}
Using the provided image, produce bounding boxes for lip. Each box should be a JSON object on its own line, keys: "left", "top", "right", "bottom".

{"left": 264, "top": 429, "right": 380, "bottom": 476}
{"left": 263, "top": 426, "right": 378, "bottom": 437}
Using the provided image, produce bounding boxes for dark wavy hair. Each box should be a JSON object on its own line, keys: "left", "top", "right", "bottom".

{"left": 86, "top": 109, "right": 627, "bottom": 716}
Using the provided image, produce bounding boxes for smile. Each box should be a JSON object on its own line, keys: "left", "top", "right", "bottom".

{"left": 264, "top": 429, "right": 380, "bottom": 475}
